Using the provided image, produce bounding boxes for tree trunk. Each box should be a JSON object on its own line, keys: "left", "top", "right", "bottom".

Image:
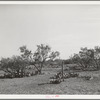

{"left": 38, "top": 63, "right": 43, "bottom": 74}
{"left": 38, "top": 69, "right": 42, "bottom": 74}
{"left": 39, "top": 61, "right": 44, "bottom": 74}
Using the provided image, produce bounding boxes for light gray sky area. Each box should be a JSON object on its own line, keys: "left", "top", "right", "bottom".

{"left": 0, "top": 4, "right": 100, "bottom": 59}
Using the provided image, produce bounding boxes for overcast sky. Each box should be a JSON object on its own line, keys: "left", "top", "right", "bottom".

{"left": 0, "top": 4, "right": 100, "bottom": 59}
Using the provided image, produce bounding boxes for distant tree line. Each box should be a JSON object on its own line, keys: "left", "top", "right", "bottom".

{"left": 1, "top": 44, "right": 100, "bottom": 78}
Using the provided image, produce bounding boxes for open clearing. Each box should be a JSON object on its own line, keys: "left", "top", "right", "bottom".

{"left": 0, "top": 68, "right": 100, "bottom": 94}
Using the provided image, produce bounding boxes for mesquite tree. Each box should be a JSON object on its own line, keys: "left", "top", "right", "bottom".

{"left": 33, "top": 44, "right": 60, "bottom": 74}
{"left": 0, "top": 57, "right": 13, "bottom": 74}
{"left": 0, "top": 56, "right": 28, "bottom": 77}
{"left": 71, "top": 46, "right": 100, "bottom": 70}
{"left": 19, "top": 44, "right": 60, "bottom": 74}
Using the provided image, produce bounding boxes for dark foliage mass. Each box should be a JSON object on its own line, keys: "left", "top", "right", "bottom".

{"left": 0, "top": 56, "right": 29, "bottom": 78}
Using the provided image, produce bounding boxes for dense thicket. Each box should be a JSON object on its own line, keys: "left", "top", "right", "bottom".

{"left": 0, "top": 44, "right": 60, "bottom": 77}
{"left": 70, "top": 46, "right": 100, "bottom": 70}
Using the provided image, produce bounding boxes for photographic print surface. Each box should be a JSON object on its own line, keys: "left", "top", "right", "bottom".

{"left": 0, "top": 2, "right": 100, "bottom": 95}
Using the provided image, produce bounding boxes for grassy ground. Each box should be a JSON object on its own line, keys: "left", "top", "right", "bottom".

{"left": 0, "top": 67, "right": 100, "bottom": 94}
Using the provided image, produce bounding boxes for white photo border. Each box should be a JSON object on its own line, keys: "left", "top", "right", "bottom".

{"left": 0, "top": 1, "right": 100, "bottom": 99}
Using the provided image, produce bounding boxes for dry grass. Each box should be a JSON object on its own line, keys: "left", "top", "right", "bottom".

{"left": 0, "top": 67, "right": 100, "bottom": 94}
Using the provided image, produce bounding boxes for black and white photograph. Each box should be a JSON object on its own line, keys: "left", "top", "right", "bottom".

{"left": 0, "top": 1, "right": 100, "bottom": 97}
